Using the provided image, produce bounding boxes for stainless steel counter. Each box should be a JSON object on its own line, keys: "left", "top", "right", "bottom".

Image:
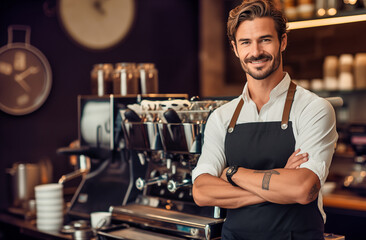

{"left": 0, "top": 211, "right": 71, "bottom": 240}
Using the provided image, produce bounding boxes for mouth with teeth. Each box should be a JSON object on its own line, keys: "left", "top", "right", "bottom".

{"left": 245, "top": 54, "right": 272, "bottom": 67}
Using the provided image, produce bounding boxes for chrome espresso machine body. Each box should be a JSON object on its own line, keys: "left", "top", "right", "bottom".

{"left": 58, "top": 94, "right": 187, "bottom": 221}
{"left": 104, "top": 99, "right": 228, "bottom": 240}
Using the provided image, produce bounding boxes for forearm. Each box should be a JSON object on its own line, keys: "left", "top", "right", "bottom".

{"left": 193, "top": 173, "right": 266, "bottom": 209}
{"left": 232, "top": 168, "right": 320, "bottom": 204}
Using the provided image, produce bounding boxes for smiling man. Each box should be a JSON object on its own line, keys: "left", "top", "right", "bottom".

{"left": 192, "top": 0, "right": 338, "bottom": 239}
{"left": 235, "top": 18, "right": 283, "bottom": 81}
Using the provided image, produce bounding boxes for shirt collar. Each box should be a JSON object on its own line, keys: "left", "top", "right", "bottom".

{"left": 241, "top": 72, "right": 291, "bottom": 103}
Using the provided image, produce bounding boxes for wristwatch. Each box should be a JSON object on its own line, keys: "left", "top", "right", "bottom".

{"left": 226, "top": 165, "right": 239, "bottom": 187}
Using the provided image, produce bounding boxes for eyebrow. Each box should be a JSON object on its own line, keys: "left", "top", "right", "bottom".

{"left": 237, "top": 34, "right": 274, "bottom": 42}
{"left": 259, "top": 35, "right": 274, "bottom": 39}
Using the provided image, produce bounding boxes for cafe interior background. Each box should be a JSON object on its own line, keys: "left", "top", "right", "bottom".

{"left": 1, "top": 0, "right": 366, "bottom": 239}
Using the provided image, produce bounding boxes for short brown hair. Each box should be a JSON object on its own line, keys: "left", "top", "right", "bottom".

{"left": 227, "top": 0, "right": 288, "bottom": 43}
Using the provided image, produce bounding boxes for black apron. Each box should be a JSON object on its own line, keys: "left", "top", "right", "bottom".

{"left": 221, "top": 82, "right": 324, "bottom": 240}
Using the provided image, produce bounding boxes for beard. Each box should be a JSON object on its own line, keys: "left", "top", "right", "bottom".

{"left": 240, "top": 47, "right": 282, "bottom": 80}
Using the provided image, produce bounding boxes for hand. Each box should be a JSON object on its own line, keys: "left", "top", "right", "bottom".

{"left": 14, "top": 66, "right": 39, "bottom": 92}
{"left": 93, "top": 0, "right": 106, "bottom": 15}
{"left": 220, "top": 167, "right": 229, "bottom": 181}
{"left": 15, "top": 66, "right": 39, "bottom": 81}
{"left": 285, "top": 149, "right": 308, "bottom": 169}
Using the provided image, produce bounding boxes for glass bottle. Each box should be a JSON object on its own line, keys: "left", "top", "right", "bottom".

{"left": 90, "top": 63, "right": 114, "bottom": 96}
{"left": 113, "top": 63, "right": 139, "bottom": 95}
{"left": 138, "top": 63, "right": 159, "bottom": 94}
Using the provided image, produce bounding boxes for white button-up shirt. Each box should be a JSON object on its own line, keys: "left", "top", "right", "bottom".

{"left": 192, "top": 73, "right": 338, "bottom": 222}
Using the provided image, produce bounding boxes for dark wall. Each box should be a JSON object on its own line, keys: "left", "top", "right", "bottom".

{"left": 0, "top": 0, "right": 199, "bottom": 209}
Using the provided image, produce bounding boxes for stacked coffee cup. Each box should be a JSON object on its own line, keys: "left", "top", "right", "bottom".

{"left": 34, "top": 183, "right": 64, "bottom": 231}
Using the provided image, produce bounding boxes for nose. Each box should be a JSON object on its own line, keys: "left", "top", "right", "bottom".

{"left": 251, "top": 42, "right": 262, "bottom": 57}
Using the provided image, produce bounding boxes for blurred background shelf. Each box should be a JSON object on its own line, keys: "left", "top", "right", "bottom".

{"left": 289, "top": 9, "right": 366, "bottom": 29}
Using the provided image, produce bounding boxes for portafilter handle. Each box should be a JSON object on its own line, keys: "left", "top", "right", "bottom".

{"left": 58, "top": 168, "right": 90, "bottom": 184}
{"left": 58, "top": 155, "right": 91, "bottom": 184}
{"left": 167, "top": 179, "right": 192, "bottom": 193}
{"left": 135, "top": 174, "right": 168, "bottom": 190}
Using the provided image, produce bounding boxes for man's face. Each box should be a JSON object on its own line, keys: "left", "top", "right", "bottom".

{"left": 232, "top": 17, "right": 287, "bottom": 80}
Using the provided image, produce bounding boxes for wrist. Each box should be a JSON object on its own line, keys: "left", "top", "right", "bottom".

{"left": 226, "top": 165, "right": 239, "bottom": 187}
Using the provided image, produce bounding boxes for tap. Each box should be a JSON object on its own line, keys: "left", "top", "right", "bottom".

{"left": 135, "top": 174, "right": 168, "bottom": 190}
{"left": 167, "top": 178, "right": 192, "bottom": 193}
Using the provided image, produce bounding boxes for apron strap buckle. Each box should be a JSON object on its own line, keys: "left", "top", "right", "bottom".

{"left": 281, "top": 81, "right": 297, "bottom": 130}
{"left": 227, "top": 98, "right": 244, "bottom": 133}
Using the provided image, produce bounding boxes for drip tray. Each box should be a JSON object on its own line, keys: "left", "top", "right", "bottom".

{"left": 98, "top": 226, "right": 186, "bottom": 240}
{"left": 110, "top": 204, "right": 224, "bottom": 239}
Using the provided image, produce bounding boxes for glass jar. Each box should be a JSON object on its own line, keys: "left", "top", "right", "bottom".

{"left": 113, "top": 63, "right": 139, "bottom": 95}
{"left": 138, "top": 63, "right": 159, "bottom": 94}
{"left": 90, "top": 63, "right": 114, "bottom": 96}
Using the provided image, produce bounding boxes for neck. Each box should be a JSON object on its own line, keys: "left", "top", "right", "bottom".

{"left": 246, "top": 68, "right": 285, "bottom": 112}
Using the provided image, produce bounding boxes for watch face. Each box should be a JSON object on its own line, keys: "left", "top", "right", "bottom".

{"left": 227, "top": 166, "right": 238, "bottom": 176}
{"left": 0, "top": 43, "right": 52, "bottom": 115}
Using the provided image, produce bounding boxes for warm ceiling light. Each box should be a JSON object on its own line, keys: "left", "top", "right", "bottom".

{"left": 317, "top": 9, "right": 326, "bottom": 17}
{"left": 328, "top": 8, "right": 338, "bottom": 16}
{"left": 288, "top": 14, "right": 366, "bottom": 30}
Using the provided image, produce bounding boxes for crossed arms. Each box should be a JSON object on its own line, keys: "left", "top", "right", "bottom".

{"left": 192, "top": 149, "right": 321, "bottom": 209}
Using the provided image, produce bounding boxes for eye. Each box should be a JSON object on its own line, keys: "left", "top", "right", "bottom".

{"left": 240, "top": 41, "right": 250, "bottom": 45}
{"left": 261, "top": 38, "right": 271, "bottom": 43}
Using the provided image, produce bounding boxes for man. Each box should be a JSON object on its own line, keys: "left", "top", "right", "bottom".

{"left": 192, "top": 0, "right": 338, "bottom": 239}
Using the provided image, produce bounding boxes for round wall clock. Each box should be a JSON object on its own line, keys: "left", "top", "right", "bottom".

{"left": 0, "top": 25, "right": 52, "bottom": 116}
{"left": 57, "top": 0, "right": 135, "bottom": 50}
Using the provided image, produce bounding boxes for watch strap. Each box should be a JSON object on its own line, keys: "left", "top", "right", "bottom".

{"left": 226, "top": 165, "right": 239, "bottom": 187}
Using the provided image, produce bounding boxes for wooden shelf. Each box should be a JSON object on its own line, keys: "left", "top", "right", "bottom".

{"left": 312, "top": 88, "right": 366, "bottom": 98}
{"left": 288, "top": 9, "right": 366, "bottom": 30}
{"left": 323, "top": 191, "right": 366, "bottom": 211}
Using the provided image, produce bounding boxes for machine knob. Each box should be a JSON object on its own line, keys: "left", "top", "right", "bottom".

{"left": 135, "top": 178, "right": 146, "bottom": 190}
{"left": 167, "top": 179, "right": 192, "bottom": 193}
{"left": 167, "top": 180, "right": 177, "bottom": 193}
{"left": 136, "top": 174, "right": 168, "bottom": 191}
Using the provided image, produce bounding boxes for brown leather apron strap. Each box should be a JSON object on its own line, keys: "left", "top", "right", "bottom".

{"left": 281, "top": 81, "right": 297, "bottom": 130}
{"left": 227, "top": 81, "right": 297, "bottom": 133}
{"left": 227, "top": 98, "right": 244, "bottom": 133}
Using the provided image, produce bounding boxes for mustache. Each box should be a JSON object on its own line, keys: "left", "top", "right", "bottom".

{"left": 244, "top": 54, "right": 272, "bottom": 63}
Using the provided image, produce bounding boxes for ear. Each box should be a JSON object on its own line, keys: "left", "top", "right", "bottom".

{"left": 280, "top": 33, "right": 287, "bottom": 52}
{"left": 231, "top": 40, "right": 239, "bottom": 58}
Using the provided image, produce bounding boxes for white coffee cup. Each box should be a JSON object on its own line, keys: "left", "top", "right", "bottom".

{"left": 90, "top": 212, "right": 112, "bottom": 228}
{"left": 36, "top": 203, "right": 63, "bottom": 212}
{"left": 35, "top": 183, "right": 64, "bottom": 232}
{"left": 37, "top": 211, "right": 63, "bottom": 219}
{"left": 36, "top": 197, "right": 63, "bottom": 205}
{"left": 35, "top": 183, "right": 63, "bottom": 199}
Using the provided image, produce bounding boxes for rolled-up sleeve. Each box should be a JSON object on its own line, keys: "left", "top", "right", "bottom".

{"left": 192, "top": 110, "right": 227, "bottom": 183}
{"left": 296, "top": 98, "right": 338, "bottom": 185}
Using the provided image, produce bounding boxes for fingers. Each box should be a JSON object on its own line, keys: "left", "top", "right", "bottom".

{"left": 294, "top": 153, "right": 308, "bottom": 168}
{"left": 285, "top": 149, "right": 309, "bottom": 169}
{"left": 289, "top": 148, "right": 301, "bottom": 158}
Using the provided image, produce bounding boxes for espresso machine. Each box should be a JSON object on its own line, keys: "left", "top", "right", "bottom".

{"left": 57, "top": 94, "right": 187, "bottom": 220}
{"left": 98, "top": 99, "right": 227, "bottom": 240}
